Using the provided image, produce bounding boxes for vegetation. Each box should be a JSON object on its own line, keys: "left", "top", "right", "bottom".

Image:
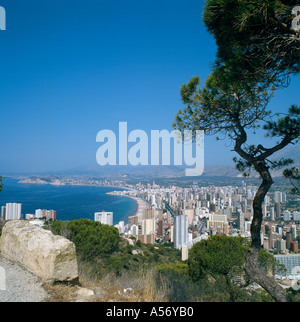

{"left": 43, "top": 219, "right": 295, "bottom": 302}
{"left": 188, "top": 235, "right": 286, "bottom": 302}
{"left": 189, "top": 235, "right": 249, "bottom": 281}
{"left": 203, "top": 0, "right": 300, "bottom": 89}
{"left": 47, "top": 219, "right": 181, "bottom": 279}
{"left": 173, "top": 0, "right": 299, "bottom": 302}
{"left": 49, "top": 219, "right": 120, "bottom": 261}
{"left": 283, "top": 167, "right": 300, "bottom": 194}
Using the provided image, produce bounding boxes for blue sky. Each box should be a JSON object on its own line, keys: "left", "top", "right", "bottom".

{"left": 0, "top": 0, "right": 299, "bottom": 174}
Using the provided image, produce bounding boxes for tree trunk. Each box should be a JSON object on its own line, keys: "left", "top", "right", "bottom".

{"left": 245, "top": 247, "right": 292, "bottom": 302}
{"left": 244, "top": 161, "right": 292, "bottom": 302}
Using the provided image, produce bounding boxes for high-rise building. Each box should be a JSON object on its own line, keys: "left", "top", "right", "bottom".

{"left": 291, "top": 225, "right": 297, "bottom": 240}
{"left": 275, "top": 239, "right": 286, "bottom": 252}
{"left": 118, "top": 221, "right": 125, "bottom": 234}
{"left": 282, "top": 193, "right": 286, "bottom": 202}
{"left": 293, "top": 212, "right": 300, "bottom": 222}
{"left": 283, "top": 210, "right": 291, "bottom": 221}
{"left": 157, "top": 220, "right": 163, "bottom": 237}
{"left": 45, "top": 209, "right": 56, "bottom": 221}
{"left": 264, "top": 195, "right": 270, "bottom": 206}
{"left": 286, "top": 231, "right": 292, "bottom": 250}
{"left": 34, "top": 209, "right": 56, "bottom": 221}
{"left": 142, "top": 219, "right": 155, "bottom": 235}
{"left": 128, "top": 215, "right": 139, "bottom": 226}
{"left": 174, "top": 215, "right": 188, "bottom": 249}
{"left": 136, "top": 234, "right": 155, "bottom": 245}
{"left": 274, "top": 191, "right": 282, "bottom": 203}
{"left": 5, "top": 203, "right": 22, "bottom": 220}
{"left": 35, "top": 209, "right": 43, "bottom": 218}
{"left": 237, "top": 210, "right": 244, "bottom": 233}
{"left": 290, "top": 241, "right": 299, "bottom": 253}
{"left": 1, "top": 206, "right": 6, "bottom": 220}
{"left": 94, "top": 210, "right": 113, "bottom": 226}
{"left": 131, "top": 224, "right": 138, "bottom": 235}
{"left": 207, "top": 214, "right": 228, "bottom": 232}
{"left": 224, "top": 221, "right": 229, "bottom": 235}
{"left": 183, "top": 208, "right": 194, "bottom": 226}
{"left": 262, "top": 205, "right": 267, "bottom": 217}
{"left": 275, "top": 203, "right": 281, "bottom": 219}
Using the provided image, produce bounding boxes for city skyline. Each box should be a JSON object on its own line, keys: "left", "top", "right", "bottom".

{"left": 0, "top": 0, "right": 299, "bottom": 174}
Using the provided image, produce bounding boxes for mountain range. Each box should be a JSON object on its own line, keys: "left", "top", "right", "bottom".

{"left": 7, "top": 143, "right": 299, "bottom": 180}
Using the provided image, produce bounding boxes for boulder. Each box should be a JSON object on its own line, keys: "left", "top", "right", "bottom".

{"left": 0, "top": 220, "right": 78, "bottom": 284}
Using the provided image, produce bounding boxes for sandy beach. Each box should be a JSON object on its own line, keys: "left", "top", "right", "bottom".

{"left": 106, "top": 191, "right": 149, "bottom": 224}
{"left": 127, "top": 195, "right": 149, "bottom": 223}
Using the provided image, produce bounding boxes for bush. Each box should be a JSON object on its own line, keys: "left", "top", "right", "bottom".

{"left": 156, "top": 262, "right": 189, "bottom": 277}
{"left": 50, "top": 219, "right": 120, "bottom": 260}
{"left": 135, "top": 240, "right": 142, "bottom": 247}
{"left": 188, "top": 235, "right": 249, "bottom": 281}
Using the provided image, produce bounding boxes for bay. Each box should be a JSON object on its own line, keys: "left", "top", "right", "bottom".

{"left": 0, "top": 177, "right": 137, "bottom": 224}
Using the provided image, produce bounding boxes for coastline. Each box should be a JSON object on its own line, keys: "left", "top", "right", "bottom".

{"left": 18, "top": 179, "right": 132, "bottom": 191}
{"left": 2, "top": 178, "right": 140, "bottom": 225}
{"left": 106, "top": 192, "right": 149, "bottom": 224}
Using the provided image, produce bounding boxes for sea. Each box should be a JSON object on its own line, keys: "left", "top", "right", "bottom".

{"left": 0, "top": 177, "right": 137, "bottom": 225}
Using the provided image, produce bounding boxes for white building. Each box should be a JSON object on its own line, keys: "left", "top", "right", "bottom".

{"left": 283, "top": 210, "right": 291, "bottom": 221}
{"left": 118, "top": 221, "right": 125, "bottom": 234}
{"left": 94, "top": 210, "right": 113, "bottom": 226}
{"left": 35, "top": 209, "right": 43, "bottom": 218}
{"left": 25, "top": 214, "right": 34, "bottom": 220}
{"left": 207, "top": 214, "right": 228, "bottom": 231}
{"left": 291, "top": 225, "right": 297, "bottom": 240}
{"left": 131, "top": 224, "right": 138, "bottom": 236}
{"left": 274, "top": 191, "right": 282, "bottom": 203}
{"left": 5, "top": 203, "right": 22, "bottom": 220}
{"left": 174, "top": 214, "right": 188, "bottom": 249}
{"left": 293, "top": 212, "right": 300, "bottom": 221}
{"left": 195, "top": 207, "right": 209, "bottom": 218}
{"left": 142, "top": 219, "right": 155, "bottom": 235}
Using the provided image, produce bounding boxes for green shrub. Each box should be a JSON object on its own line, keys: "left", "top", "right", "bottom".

{"left": 156, "top": 262, "right": 189, "bottom": 277}
{"left": 50, "top": 219, "right": 120, "bottom": 260}
{"left": 188, "top": 235, "right": 249, "bottom": 281}
{"left": 135, "top": 240, "right": 142, "bottom": 247}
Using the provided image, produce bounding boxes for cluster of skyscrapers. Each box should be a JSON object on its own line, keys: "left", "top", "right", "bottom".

{"left": 110, "top": 180, "right": 299, "bottom": 274}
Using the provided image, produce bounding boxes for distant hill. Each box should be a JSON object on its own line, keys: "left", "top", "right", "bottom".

{"left": 8, "top": 143, "right": 299, "bottom": 180}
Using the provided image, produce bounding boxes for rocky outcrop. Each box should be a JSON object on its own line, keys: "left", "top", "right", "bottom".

{"left": 0, "top": 220, "right": 78, "bottom": 284}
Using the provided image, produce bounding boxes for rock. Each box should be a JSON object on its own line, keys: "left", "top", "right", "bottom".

{"left": 75, "top": 287, "right": 94, "bottom": 297}
{"left": 0, "top": 220, "right": 78, "bottom": 284}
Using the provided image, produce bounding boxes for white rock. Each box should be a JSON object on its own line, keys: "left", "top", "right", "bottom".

{"left": 0, "top": 220, "right": 78, "bottom": 283}
{"left": 76, "top": 287, "right": 94, "bottom": 297}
